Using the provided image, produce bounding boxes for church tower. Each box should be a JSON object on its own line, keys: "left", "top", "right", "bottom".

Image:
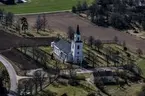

{"left": 71, "top": 25, "right": 83, "bottom": 64}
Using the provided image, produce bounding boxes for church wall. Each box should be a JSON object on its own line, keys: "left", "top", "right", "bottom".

{"left": 72, "top": 42, "right": 83, "bottom": 63}
{"left": 54, "top": 45, "right": 61, "bottom": 56}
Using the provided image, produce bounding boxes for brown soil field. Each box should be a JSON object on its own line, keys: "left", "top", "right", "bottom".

{"left": 0, "top": 29, "right": 56, "bottom": 50}
{"left": 19, "top": 12, "right": 145, "bottom": 53}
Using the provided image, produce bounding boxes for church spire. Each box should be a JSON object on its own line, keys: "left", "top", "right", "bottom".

{"left": 76, "top": 25, "right": 80, "bottom": 35}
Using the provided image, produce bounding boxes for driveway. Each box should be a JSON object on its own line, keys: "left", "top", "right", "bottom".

{"left": 0, "top": 55, "right": 17, "bottom": 94}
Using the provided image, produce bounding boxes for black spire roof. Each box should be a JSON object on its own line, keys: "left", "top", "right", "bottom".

{"left": 76, "top": 25, "right": 80, "bottom": 35}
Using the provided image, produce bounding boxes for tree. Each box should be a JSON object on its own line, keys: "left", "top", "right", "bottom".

{"left": 0, "top": 78, "right": 8, "bottom": 96}
{"left": 88, "top": 36, "right": 94, "bottom": 48}
{"left": 76, "top": 1, "right": 82, "bottom": 13}
{"left": 42, "top": 13, "right": 48, "bottom": 31}
{"left": 113, "top": 36, "right": 119, "bottom": 43}
{"left": 109, "top": 13, "right": 128, "bottom": 29}
{"left": 72, "top": 6, "right": 77, "bottom": 13}
{"left": 6, "top": 12, "right": 14, "bottom": 27}
{"left": 67, "top": 26, "right": 75, "bottom": 40}
{"left": 82, "top": 1, "right": 88, "bottom": 11}
{"left": 36, "top": 15, "right": 42, "bottom": 33}
{"left": 1, "top": 69, "right": 9, "bottom": 88}
{"left": 136, "top": 48, "right": 143, "bottom": 57}
{"left": 33, "top": 70, "right": 47, "bottom": 91}
{"left": 123, "top": 40, "right": 126, "bottom": 47}
{"left": 21, "top": 17, "right": 28, "bottom": 33}
{"left": 124, "top": 46, "right": 128, "bottom": 52}
{"left": 94, "top": 39, "right": 103, "bottom": 51}
{"left": 0, "top": 9, "right": 4, "bottom": 24}
{"left": 15, "top": 19, "right": 21, "bottom": 34}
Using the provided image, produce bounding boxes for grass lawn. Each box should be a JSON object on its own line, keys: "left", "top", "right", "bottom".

{"left": 45, "top": 84, "right": 88, "bottom": 96}
{"left": 137, "top": 59, "right": 145, "bottom": 77}
{"left": 106, "top": 83, "right": 144, "bottom": 96}
{"left": 0, "top": 0, "right": 93, "bottom": 14}
{"left": 40, "top": 46, "right": 52, "bottom": 53}
{"left": 0, "top": 62, "right": 4, "bottom": 69}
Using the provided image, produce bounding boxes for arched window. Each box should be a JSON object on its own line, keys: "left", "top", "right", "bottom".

{"left": 77, "top": 45, "right": 80, "bottom": 49}
{"left": 77, "top": 37, "right": 79, "bottom": 41}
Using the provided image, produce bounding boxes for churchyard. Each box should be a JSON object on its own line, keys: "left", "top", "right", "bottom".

{"left": 0, "top": 5, "right": 145, "bottom": 96}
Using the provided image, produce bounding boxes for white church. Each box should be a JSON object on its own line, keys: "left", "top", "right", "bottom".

{"left": 51, "top": 25, "right": 83, "bottom": 64}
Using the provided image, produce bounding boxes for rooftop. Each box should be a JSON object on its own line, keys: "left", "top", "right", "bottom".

{"left": 55, "top": 39, "right": 71, "bottom": 54}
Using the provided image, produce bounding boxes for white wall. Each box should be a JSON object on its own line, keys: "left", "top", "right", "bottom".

{"left": 71, "top": 41, "right": 83, "bottom": 63}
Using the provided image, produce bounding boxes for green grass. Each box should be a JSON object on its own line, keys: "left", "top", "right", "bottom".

{"left": 137, "top": 59, "right": 145, "bottom": 77}
{"left": 45, "top": 84, "right": 88, "bottom": 96}
{"left": 40, "top": 46, "right": 52, "bottom": 53}
{"left": 0, "top": 62, "right": 4, "bottom": 69}
{"left": 0, "top": 0, "right": 93, "bottom": 14}
{"left": 106, "top": 84, "right": 144, "bottom": 96}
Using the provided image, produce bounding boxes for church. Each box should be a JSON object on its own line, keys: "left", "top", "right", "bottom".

{"left": 51, "top": 25, "right": 83, "bottom": 64}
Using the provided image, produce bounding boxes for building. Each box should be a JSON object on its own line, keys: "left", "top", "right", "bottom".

{"left": 51, "top": 25, "right": 83, "bottom": 64}
{"left": 1, "top": 0, "right": 27, "bottom": 4}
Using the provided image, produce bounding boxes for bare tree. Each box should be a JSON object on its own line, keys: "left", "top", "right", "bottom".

{"left": 33, "top": 70, "right": 47, "bottom": 92}
{"left": 67, "top": 26, "right": 75, "bottom": 40}
{"left": 0, "top": 9, "right": 4, "bottom": 24}
{"left": 136, "top": 48, "right": 143, "bottom": 57}
{"left": 123, "top": 40, "right": 126, "bottom": 47}
{"left": 21, "top": 17, "right": 28, "bottom": 33}
{"left": 15, "top": 19, "right": 21, "bottom": 34}
{"left": 94, "top": 39, "right": 103, "bottom": 51}
{"left": 42, "top": 13, "right": 48, "bottom": 31}
{"left": 88, "top": 36, "right": 94, "bottom": 48}
{"left": 114, "top": 36, "right": 119, "bottom": 43}
{"left": 35, "top": 15, "right": 43, "bottom": 33}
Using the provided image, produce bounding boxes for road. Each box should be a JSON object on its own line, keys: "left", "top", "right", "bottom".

{"left": 0, "top": 55, "right": 17, "bottom": 95}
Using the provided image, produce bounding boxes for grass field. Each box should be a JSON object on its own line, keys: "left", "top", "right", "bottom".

{"left": 137, "top": 59, "right": 145, "bottom": 77}
{"left": 43, "top": 84, "right": 90, "bottom": 96}
{"left": 106, "top": 84, "right": 144, "bottom": 96}
{"left": 0, "top": 0, "right": 93, "bottom": 14}
{"left": 0, "top": 62, "right": 4, "bottom": 69}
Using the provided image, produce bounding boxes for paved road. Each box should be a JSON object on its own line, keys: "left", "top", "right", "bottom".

{"left": 0, "top": 55, "right": 17, "bottom": 94}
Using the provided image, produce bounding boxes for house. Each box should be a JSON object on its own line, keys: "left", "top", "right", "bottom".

{"left": 1, "top": 0, "right": 27, "bottom": 4}
{"left": 51, "top": 25, "right": 83, "bottom": 64}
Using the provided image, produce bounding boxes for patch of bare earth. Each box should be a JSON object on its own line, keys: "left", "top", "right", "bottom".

{"left": 1, "top": 49, "right": 41, "bottom": 75}
{"left": 18, "top": 12, "right": 145, "bottom": 53}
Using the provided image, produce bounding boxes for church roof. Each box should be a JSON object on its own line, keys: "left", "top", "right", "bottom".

{"left": 76, "top": 25, "right": 80, "bottom": 35}
{"left": 55, "top": 39, "right": 71, "bottom": 54}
